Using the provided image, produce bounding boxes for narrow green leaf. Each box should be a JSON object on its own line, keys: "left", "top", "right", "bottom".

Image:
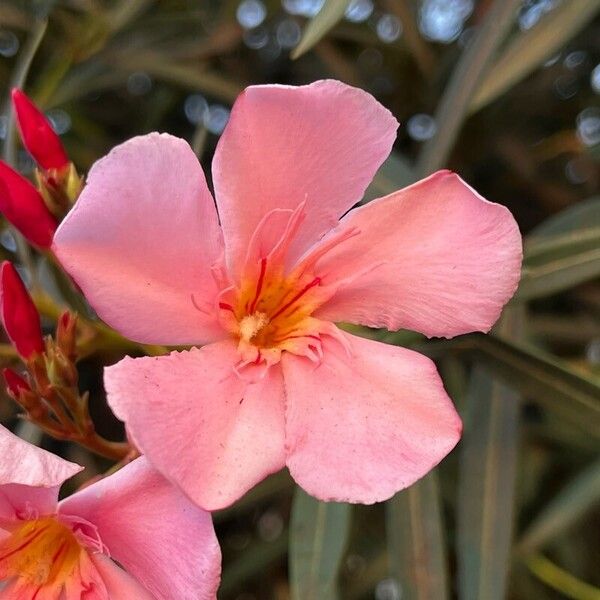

{"left": 529, "top": 197, "right": 600, "bottom": 237}
{"left": 289, "top": 487, "right": 352, "bottom": 600}
{"left": 516, "top": 230, "right": 600, "bottom": 300}
{"left": 457, "top": 309, "right": 522, "bottom": 600}
{"left": 418, "top": 334, "right": 600, "bottom": 440}
{"left": 291, "top": 0, "right": 351, "bottom": 60}
{"left": 386, "top": 472, "right": 449, "bottom": 600}
{"left": 457, "top": 366, "right": 520, "bottom": 600}
{"left": 416, "top": 0, "right": 522, "bottom": 176}
{"left": 515, "top": 197, "right": 600, "bottom": 299}
{"left": 471, "top": 0, "right": 600, "bottom": 113}
{"left": 518, "top": 458, "right": 600, "bottom": 555}
{"left": 525, "top": 554, "right": 600, "bottom": 600}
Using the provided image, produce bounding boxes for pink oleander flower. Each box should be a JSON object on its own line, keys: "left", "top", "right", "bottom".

{"left": 54, "top": 80, "right": 522, "bottom": 510}
{"left": 0, "top": 424, "right": 221, "bottom": 599}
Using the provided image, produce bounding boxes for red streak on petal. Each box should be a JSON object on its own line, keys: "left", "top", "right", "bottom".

{"left": 218, "top": 302, "right": 235, "bottom": 313}
{"left": 249, "top": 257, "right": 267, "bottom": 314}
{"left": 32, "top": 586, "right": 43, "bottom": 600}
{"left": 253, "top": 350, "right": 262, "bottom": 365}
{"left": 270, "top": 277, "right": 321, "bottom": 321}
{"left": 51, "top": 540, "right": 67, "bottom": 563}
{"left": 0, "top": 524, "right": 50, "bottom": 562}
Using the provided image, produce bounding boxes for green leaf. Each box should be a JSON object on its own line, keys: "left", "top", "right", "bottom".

{"left": 457, "top": 309, "right": 522, "bottom": 600}
{"left": 516, "top": 197, "right": 600, "bottom": 300}
{"left": 525, "top": 554, "right": 600, "bottom": 600}
{"left": 518, "top": 458, "right": 600, "bottom": 555}
{"left": 418, "top": 334, "right": 600, "bottom": 440}
{"left": 289, "top": 487, "right": 352, "bottom": 600}
{"left": 386, "top": 472, "right": 449, "bottom": 600}
{"left": 457, "top": 366, "right": 520, "bottom": 600}
{"left": 416, "top": 0, "right": 522, "bottom": 176}
{"left": 291, "top": 0, "right": 351, "bottom": 60}
{"left": 517, "top": 228, "right": 600, "bottom": 300}
{"left": 529, "top": 197, "right": 600, "bottom": 237}
{"left": 471, "top": 0, "right": 600, "bottom": 113}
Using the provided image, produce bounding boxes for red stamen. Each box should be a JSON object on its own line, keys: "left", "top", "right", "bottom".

{"left": 218, "top": 302, "right": 235, "bottom": 313}
{"left": 249, "top": 258, "right": 267, "bottom": 314}
{"left": 273, "top": 333, "right": 320, "bottom": 344}
{"left": 270, "top": 277, "right": 321, "bottom": 320}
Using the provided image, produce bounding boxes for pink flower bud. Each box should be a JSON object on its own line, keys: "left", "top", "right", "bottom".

{"left": 0, "top": 160, "right": 57, "bottom": 248}
{"left": 0, "top": 261, "right": 44, "bottom": 358}
{"left": 2, "top": 367, "right": 31, "bottom": 396}
{"left": 11, "top": 88, "right": 69, "bottom": 171}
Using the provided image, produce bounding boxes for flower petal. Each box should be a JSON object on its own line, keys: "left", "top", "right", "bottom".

{"left": 212, "top": 80, "right": 398, "bottom": 276}
{"left": 282, "top": 332, "right": 461, "bottom": 503}
{"left": 53, "top": 133, "right": 225, "bottom": 345}
{"left": 59, "top": 457, "right": 220, "bottom": 600}
{"left": 89, "top": 554, "right": 153, "bottom": 600}
{"left": 0, "top": 424, "right": 81, "bottom": 518}
{"left": 314, "top": 171, "right": 522, "bottom": 338}
{"left": 104, "top": 343, "right": 286, "bottom": 510}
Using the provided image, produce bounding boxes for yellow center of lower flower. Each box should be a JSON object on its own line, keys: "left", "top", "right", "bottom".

{"left": 0, "top": 517, "right": 82, "bottom": 590}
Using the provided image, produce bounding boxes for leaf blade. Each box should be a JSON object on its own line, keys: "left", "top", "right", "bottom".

{"left": 291, "top": 0, "right": 351, "bottom": 60}
{"left": 386, "top": 472, "right": 449, "bottom": 600}
{"left": 471, "top": 0, "right": 600, "bottom": 113}
{"left": 289, "top": 487, "right": 352, "bottom": 600}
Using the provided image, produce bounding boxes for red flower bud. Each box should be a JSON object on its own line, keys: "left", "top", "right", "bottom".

{"left": 0, "top": 261, "right": 44, "bottom": 358}
{"left": 0, "top": 160, "right": 57, "bottom": 248}
{"left": 3, "top": 367, "right": 31, "bottom": 396}
{"left": 11, "top": 88, "right": 69, "bottom": 171}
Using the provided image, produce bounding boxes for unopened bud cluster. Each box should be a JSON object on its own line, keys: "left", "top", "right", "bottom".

{"left": 0, "top": 89, "right": 82, "bottom": 249}
{"left": 0, "top": 261, "right": 127, "bottom": 459}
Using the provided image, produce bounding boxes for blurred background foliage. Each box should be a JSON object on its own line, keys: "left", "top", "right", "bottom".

{"left": 1, "top": 0, "right": 599, "bottom": 599}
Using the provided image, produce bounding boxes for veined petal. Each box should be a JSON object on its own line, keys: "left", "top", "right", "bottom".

{"left": 212, "top": 80, "right": 398, "bottom": 277}
{"left": 0, "top": 424, "right": 81, "bottom": 519}
{"left": 104, "top": 343, "right": 286, "bottom": 511}
{"left": 283, "top": 332, "right": 461, "bottom": 503}
{"left": 314, "top": 171, "right": 522, "bottom": 338}
{"left": 53, "top": 133, "right": 225, "bottom": 345}
{"left": 60, "top": 457, "right": 220, "bottom": 600}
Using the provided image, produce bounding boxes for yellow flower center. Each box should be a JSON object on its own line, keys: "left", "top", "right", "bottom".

{"left": 235, "top": 258, "right": 324, "bottom": 347}
{"left": 0, "top": 517, "right": 82, "bottom": 591}
{"left": 216, "top": 205, "right": 359, "bottom": 367}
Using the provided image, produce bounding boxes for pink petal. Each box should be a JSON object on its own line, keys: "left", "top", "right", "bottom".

{"left": 212, "top": 80, "right": 398, "bottom": 276}
{"left": 104, "top": 343, "right": 286, "bottom": 510}
{"left": 60, "top": 457, "right": 219, "bottom": 600}
{"left": 282, "top": 332, "right": 461, "bottom": 503}
{"left": 0, "top": 424, "right": 81, "bottom": 518}
{"left": 53, "top": 133, "right": 225, "bottom": 345}
{"left": 89, "top": 554, "right": 154, "bottom": 600}
{"left": 315, "top": 171, "right": 522, "bottom": 338}
{"left": 63, "top": 550, "right": 109, "bottom": 600}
